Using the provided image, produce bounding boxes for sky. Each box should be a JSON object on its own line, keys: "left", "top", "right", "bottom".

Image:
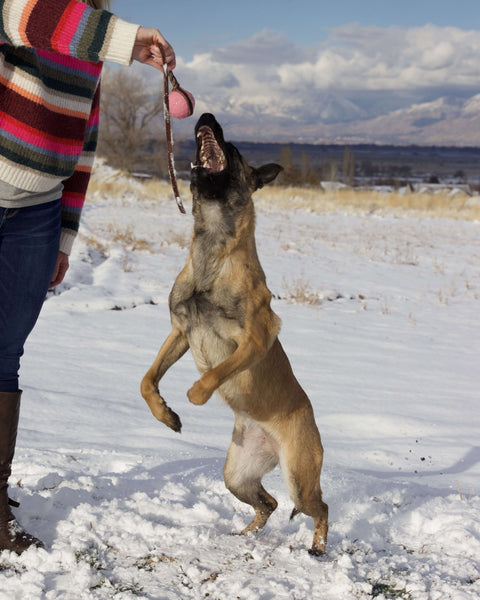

{"left": 108, "top": 1, "right": 480, "bottom": 143}
{"left": 112, "top": 0, "right": 480, "bottom": 58}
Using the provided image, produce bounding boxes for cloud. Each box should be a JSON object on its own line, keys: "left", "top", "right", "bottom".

{"left": 140, "top": 23, "right": 480, "bottom": 142}
{"left": 211, "top": 29, "right": 309, "bottom": 66}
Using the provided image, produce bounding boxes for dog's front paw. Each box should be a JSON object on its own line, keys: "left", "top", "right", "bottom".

{"left": 147, "top": 394, "right": 182, "bottom": 432}
{"left": 163, "top": 406, "right": 182, "bottom": 432}
{"left": 187, "top": 379, "right": 211, "bottom": 405}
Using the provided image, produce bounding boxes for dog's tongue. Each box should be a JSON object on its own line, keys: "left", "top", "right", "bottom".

{"left": 197, "top": 126, "right": 226, "bottom": 173}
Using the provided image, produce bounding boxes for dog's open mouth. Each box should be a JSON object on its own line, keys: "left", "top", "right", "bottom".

{"left": 195, "top": 125, "right": 226, "bottom": 174}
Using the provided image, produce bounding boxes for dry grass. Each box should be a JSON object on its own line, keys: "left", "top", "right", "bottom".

{"left": 283, "top": 276, "right": 321, "bottom": 305}
{"left": 78, "top": 225, "right": 154, "bottom": 256}
{"left": 255, "top": 185, "right": 480, "bottom": 220}
{"left": 78, "top": 233, "right": 109, "bottom": 258}
{"left": 87, "top": 166, "right": 480, "bottom": 221}
{"left": 281, "top": 275, "right": 351, "bottom": 306}
{"left": 87, "top": 170, "right": 190, "bottom": 205}
{"left": 108, "top": 224, "right": 154, "bottom": 252}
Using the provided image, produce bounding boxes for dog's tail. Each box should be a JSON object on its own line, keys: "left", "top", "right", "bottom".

{"left": 290, "top": 507, "right": 300, "bottom": 521}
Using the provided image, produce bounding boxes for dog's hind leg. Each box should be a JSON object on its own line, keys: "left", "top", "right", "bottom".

{"left": 279, "top": 414, "right": 329, "bottom": 556}
{"left": 223, "top": 416, "right": 279, "bottom": 534}
{"left": 141, "top": 327, "right": 189, "bottom": 432}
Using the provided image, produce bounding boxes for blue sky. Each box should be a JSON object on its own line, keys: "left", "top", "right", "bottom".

{"left": 113, "top": 0, "right": 480, "bottom": 59}
{"left": 108, "top": 1, "right": 480, "bottom": 143}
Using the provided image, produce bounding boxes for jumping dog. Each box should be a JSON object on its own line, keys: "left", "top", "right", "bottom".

{"left": 141, "top": 113, "right": 328, "bottom": 555}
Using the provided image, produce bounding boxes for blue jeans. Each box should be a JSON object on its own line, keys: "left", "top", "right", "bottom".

{"left": 0, "top": 200, "right": 61, "bottom": 392}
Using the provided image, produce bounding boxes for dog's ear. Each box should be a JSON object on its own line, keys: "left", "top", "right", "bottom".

{"left": 253, "top": 164, "right": 283, "bottom": 190}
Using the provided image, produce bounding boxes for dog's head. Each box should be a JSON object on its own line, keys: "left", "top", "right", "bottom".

{"left": 190, "top": 113, "right": 282, "bottom": 215}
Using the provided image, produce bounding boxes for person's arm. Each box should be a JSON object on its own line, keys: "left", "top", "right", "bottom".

{"left": 0, "top": 0, "right": 137, "bottom": 63}
{"left": 57, "top": 81, "right": 101, "bottom": 266}
{"left": 0, "top": 0, "right": 175, "bottom": 70}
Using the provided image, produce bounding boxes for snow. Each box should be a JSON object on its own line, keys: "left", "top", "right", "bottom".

{"left": 1, "top": 168, "right": 479, "bottom": 599}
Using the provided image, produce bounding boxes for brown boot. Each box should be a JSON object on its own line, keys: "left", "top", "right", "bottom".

{"left": 0, "top": 391, "right": 44, "bottom": 554}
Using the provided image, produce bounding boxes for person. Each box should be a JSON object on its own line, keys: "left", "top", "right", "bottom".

{"left": 0, "top": 0, "right": 176, "bottom": 554}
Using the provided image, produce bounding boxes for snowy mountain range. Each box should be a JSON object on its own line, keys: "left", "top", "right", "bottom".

{"left": 314, "top": 94, "right": 480, "bottom": 146}
{"left": 193, "top": 94, "right": 480, "bottom": 146}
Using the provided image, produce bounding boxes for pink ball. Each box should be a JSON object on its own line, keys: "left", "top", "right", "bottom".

{"left": 168, "top": 89, "right": 195, "bottom": 119}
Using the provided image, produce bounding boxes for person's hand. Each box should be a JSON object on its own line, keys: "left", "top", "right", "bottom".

{"left": 50, "top": 251, "right": 69, "bottom": 288}
{"left": 132, "top": 27, "right": 176, "bottom": 71}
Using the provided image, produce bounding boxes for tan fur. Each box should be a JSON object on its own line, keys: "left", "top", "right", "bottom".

{"left": 141, "top": 114, "right": 328, "bottom": 555}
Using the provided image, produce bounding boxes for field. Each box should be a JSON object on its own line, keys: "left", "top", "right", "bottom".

{"left": 0, "top": 164, "right": 479, "bottom": 599}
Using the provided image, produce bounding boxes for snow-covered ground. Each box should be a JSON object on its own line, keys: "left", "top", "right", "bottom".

{"left": 1, "top": 171, "right": 479, "bottom": 599}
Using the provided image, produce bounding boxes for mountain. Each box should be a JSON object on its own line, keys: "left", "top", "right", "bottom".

{"left": 173, "top": 94, "right": 480, "bottom": 147}
{"left": 315, "top": 95, "right": 480, "bottom": 146}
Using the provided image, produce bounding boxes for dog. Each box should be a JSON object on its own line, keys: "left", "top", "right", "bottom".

{"left": 141, "top": 113, "right": 328, "bottom": 555}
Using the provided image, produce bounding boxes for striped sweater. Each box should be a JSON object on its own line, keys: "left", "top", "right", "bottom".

{"left": 0, "top": 0, "right": 139, "bottom": 253}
